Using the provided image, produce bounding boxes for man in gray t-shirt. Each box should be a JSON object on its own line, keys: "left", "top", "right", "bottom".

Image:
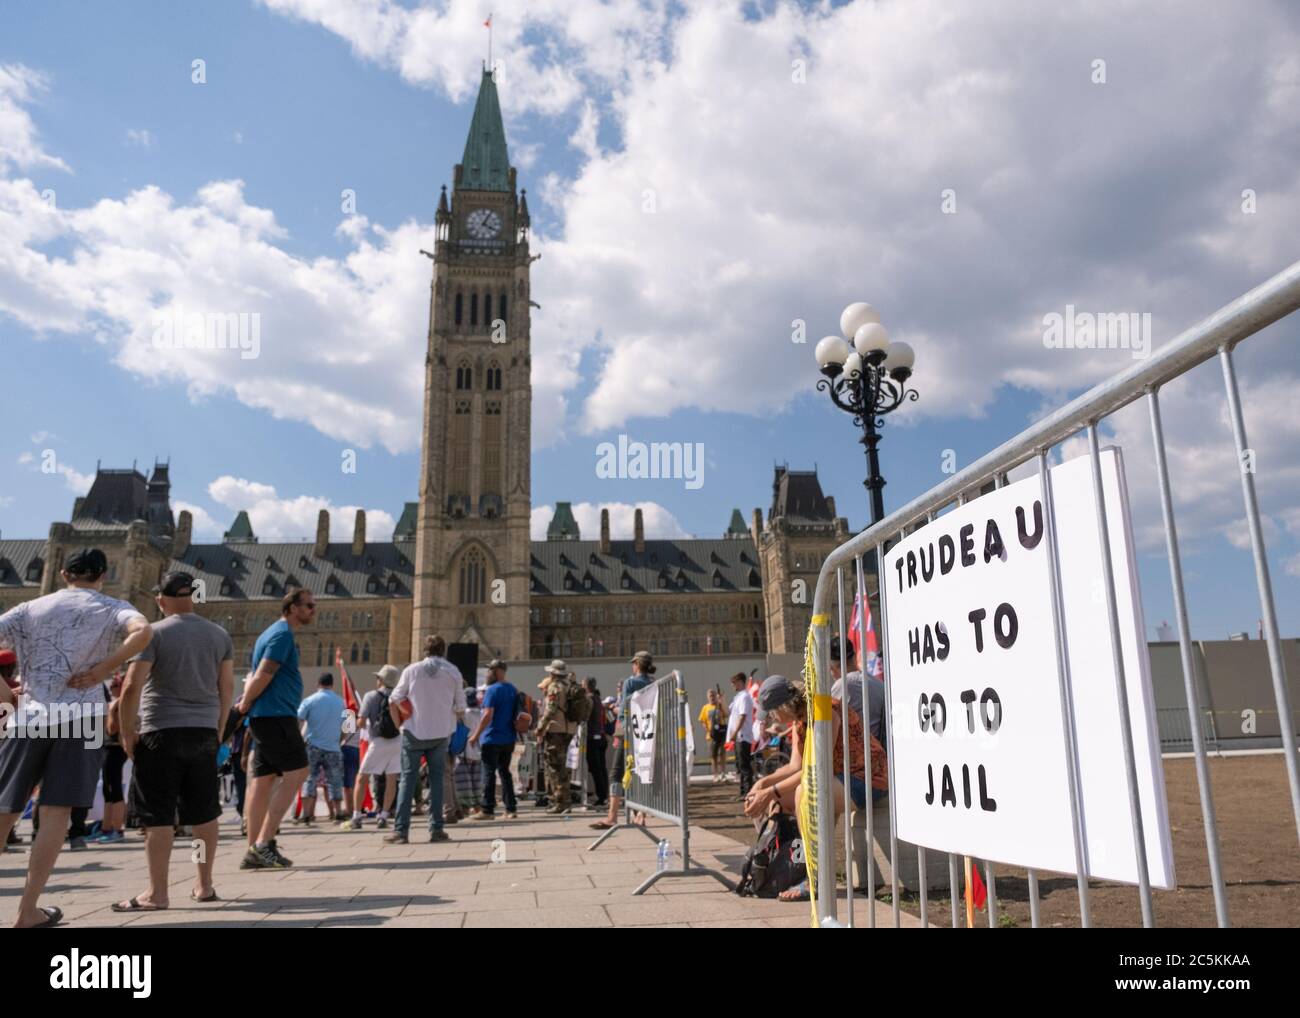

{"left": 829, "top": 638, "right": 886, "bottom": 746}
{"left": 116, "top": 572, "right": 233, "bottom": 912}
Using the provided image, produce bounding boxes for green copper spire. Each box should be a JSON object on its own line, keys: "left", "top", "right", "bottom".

{"left": 223, "top": 510, "right": 256, "bottom": 544}
{"left": 547, "top": 502, "right": 580, "bottom": 541}
{"left": 459, "top": 69, "right": 511, "bottom": 192}
{"left": 726, "top": 508, "right": 748, "bottom": 538}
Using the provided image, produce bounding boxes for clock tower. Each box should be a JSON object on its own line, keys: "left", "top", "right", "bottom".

{"left": 412, "top": 67, "right": 533, "bottom": 661}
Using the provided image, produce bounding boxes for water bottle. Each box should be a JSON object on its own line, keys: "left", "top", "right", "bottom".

{"left": 656, "top": 838, "right": 669, "bottom": 872}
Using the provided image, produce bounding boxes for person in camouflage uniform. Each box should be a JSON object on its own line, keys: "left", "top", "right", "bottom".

{"left": 536, "top": 659, "right": 576, "bottom": 814}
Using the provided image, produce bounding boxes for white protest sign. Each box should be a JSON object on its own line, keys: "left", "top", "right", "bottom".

{"left": 629, "top": 681, "right": 658, "bottom": 784}
{"left": 881, "top": 447, "right": 1174, "bottom": 888}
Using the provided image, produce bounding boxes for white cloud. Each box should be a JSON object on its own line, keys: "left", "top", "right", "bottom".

{"left": 124, "top": 128, "right": 154, "bottom": 148}
{"left": 0, "top": 64, "right": 69, "bottom": 173}
{"left": 1285, "top": 553, "right": 1300, "bottom": 579}
{"left": 530, "top": 500, "right": 689, "bottom": 541}
{"left": 205, "top": 475, "right": 397, "bottom": 543}
{"left": 172, "top": 499, "right": 223, "bottom": 540}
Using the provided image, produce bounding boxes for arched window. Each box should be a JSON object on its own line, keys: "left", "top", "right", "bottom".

{"left": 315, "top": 644, "right": 323, "bottom": 667}
{"left": 499, "top": 293, "right": 507, "bottom": 323}
{"left": 484, "top": 294, "right": 492, "bottom": 325}
{"left": 459, "top": 548, "right": 486, "bottom": 604}
{"left": 350, "top": 643, "right": 359, "bottom": 663}
{"left": 485, "top": 361, "right": 502, "bottom": 391}
{"left": 362, "top": 643, "right": 371, "bottom": 663}
{"left": 470, "top": 293, "right": 478, "bottom": 327}
{"left": 456, "top": 361, "right": 473, "bottom": 390}
{"left": 454, "top": 292, "right": 463, "bottom": 326}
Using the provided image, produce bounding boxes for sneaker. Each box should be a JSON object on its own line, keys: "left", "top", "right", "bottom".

{"left": 428, "top": 830, "right": 450, "bottom": 843}
{"left": 266, "top": 839, "right": 293, "bottom": 867}
{"left": 240, "top": 847, "right": 268, "bottom": 870}
{"left": 376, "top": 816, "right": 389, "bottom": 829}
{"left": 338, "top": 817, "right": 363, "bottom": 831}
{"left": 383, "top": 832, "right": 409, "bottom": 844}
{"left": 258, "top": 843, "right": 290, "bottom": 869}
{"left": 69, "top": 836, "right": 88, "bottom": 851}
{"left": 468, "top": 812, "right": 496, "bottom": 822}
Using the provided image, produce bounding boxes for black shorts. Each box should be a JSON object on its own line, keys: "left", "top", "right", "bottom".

{"left": 102, "top": 745, "right": 128, "bottom": 803}
{"left": 129, "top": 728, "right": 221, "bottom": 827}
{"left": 250, "top": 715, "right": 309, "bottom": 778}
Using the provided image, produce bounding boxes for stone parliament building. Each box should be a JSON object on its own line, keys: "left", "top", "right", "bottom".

{"left": 0, "top": 71, "right": 855, "bottom": 673}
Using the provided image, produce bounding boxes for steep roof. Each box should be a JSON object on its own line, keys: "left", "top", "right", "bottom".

{"left": 530, "top": 538, "right": 762, "bottom": 597}
{"left": 459, "top": 69, "right": 511, "bottom": 192}
{"left": 771, "top": 466, "right": 834, "bottom": 524}
{"left": 173, "top": 541, "right": 417, "bottom": 602}
{"left": 73, "top": 468, "right": 172, "bottom": 533}
{"left": 0, "top": 540, "right": 46, "bottom": 592}
{"left": 726, "top": 508, "right": 748, "bottom": 537}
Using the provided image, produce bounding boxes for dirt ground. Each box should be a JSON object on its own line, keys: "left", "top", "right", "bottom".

{"left": 689, "top": 753, "right": 1300, "bottom": 927}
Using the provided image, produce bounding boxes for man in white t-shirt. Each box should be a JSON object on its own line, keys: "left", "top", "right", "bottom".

{"left": 726, "top": 671, "right": 756, "bottom": 797}
{"left": 0, "top": 548, "right": 151, "bottom": 928}
{"left": 384, "top": 636, "right": 465, "bottom": 844}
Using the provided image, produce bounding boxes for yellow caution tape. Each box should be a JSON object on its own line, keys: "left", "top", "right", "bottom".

{"left": 812, "top": 694, "right": 833, "bottom": 721}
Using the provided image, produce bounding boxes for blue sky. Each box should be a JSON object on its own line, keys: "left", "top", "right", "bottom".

{"left": 1, "top": 1, "right": 1298, "bottom": 640}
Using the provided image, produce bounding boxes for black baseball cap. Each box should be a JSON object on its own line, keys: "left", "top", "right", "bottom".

{"left": 758, "top": 674, "right": 797, "bottom": 711}
{"left": 153, "top": 571, "right": 196, "bottom": 597}
{"left": 65, "top": 548, "right": 108, "bottom": 577}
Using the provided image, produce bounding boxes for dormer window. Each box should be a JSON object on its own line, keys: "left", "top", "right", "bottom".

{"left": 712, "top": 569, "right": 724, "bottom": 588}
{"left": 220, "top": 578, "right": 233, "bottom": 596}
{"left": 583, "top": 572, "right": 594, "bottom": 590}
{"left": 299, "top": 556, "right": 310, "bottom": 569}
{"left": 366, "top": 555, "right": 375, "bottom": 568}
{"left": 284, "top": 574, "right": 300, "bottom": 590}
{"left": 621, "top": 572, "right": 632, "bottom": 590}
{"left": 748, "top": 568, "right": 761, "bottom": 587}
{"left": 366, "top": 575, "right": 379, "bottom": 594}
{"left": 564, "top": 571, "right": 576, "bottom": 591}
{"left": 194, "top": 557, "right": 205, "bottom": 571}
{"left": 26, "top": 559, "right": 43, "bottom": 582}
{"left": 387, "top": 574, "right": 400, "bottom": 593}
{"left": 262, "top": 578, "right": 276, "bottom": 595}
{"left": 658, "top": 571, "right": 668, "bottom": 589}
{"left": 265, "top": 556, "right": 276, "bottom": 570}
{"left": 325, "top": 575, "right": 339, "bottom": 594}
{"left": 677, "top": 571, "right": 688, "bottom": 589}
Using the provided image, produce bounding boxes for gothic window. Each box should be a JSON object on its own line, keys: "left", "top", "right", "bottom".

{"left": 486, "top": 362, "right": 502, "bottom": 391}
{"left": 499, "top": 293, "right": 507, "bottom": 323}
{"left": 455, "top": 292, "right": 463, "bottom": 326}
{"left": 362, "top": 643, "right": 371, "bottom": 664}
{"left": 484, "top": 294, "right": 492, "bottom": 324}
{"left": 456, "top": 361, "right": 473, "bottom": 390}
{"left": 459, "top": 548, "right": 487, "bottom": 604}
{"left": 470, "top": 292, "right": 478, "bottom": 327}
{"left": 350, "top": 643, "right": 359, "bottom": 664}
{"left": 315, "top": 644, "right": 323, "bottom": 667}
{"left": 366, "top": 612, "right": 374, "bottom": 628}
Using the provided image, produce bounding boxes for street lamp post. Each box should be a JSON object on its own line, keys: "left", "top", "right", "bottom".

{"left": 814, "top": 302, "right": 918, "bottom": 526}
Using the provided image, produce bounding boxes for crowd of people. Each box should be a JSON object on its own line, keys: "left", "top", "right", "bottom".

{"left": 0, "top": 545, "right": 884, "bottom": 923}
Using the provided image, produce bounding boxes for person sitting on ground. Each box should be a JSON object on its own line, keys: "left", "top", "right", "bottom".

{"left": 742, "top": 674, "right": 883, "bottom": 902}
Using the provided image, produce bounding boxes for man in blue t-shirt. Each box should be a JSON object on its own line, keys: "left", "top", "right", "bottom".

{"left": 295, "top": 674, "right": 346, "bottom": 825}
{"left": 235, "top": 588, "right": 315, "bottom": 869}
{"left": 468, "top": 659, "right": 519, "bottom": 820}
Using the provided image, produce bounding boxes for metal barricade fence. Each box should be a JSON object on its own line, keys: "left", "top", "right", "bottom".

{"left": 587, "top": 670, "right": 734, "bottom": 894}
{"left": 1156, "top": 708, "right": 1219, "bottom": 753}
{"left": 807, "top": 258, "right": 1300, "bottom": 929}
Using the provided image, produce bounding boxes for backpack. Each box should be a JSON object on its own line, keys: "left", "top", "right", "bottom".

{"left": 735, "top": 811, "right": 806, "bottom": 898}
{"left": 375, "top": 690, "right": 400, "bottom": 740}
{"left": 514, "top": 690, "right": 533, "bottom": 735}
{"left": 563, "top": 678, "right": 593, "bottom": 725}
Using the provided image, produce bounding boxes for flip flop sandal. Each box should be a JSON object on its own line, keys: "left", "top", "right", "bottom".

{"left": 588, "top": 821, "right": 616, "bottom": 830}
{"left": 111, "top": 896, "right": 167, "bottom": 913}
{"left": 29, "top": 905, "right": 63, "bottom": 928}
{"left": 778, "top": 880, "right": 810, "bottom": 902}
{"left": 190, "top": 890, "right": 220, "bottom": 903}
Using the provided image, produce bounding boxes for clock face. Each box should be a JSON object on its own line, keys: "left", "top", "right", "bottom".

{"left": 466, "top": 208, "right": 502, "bottom": 240}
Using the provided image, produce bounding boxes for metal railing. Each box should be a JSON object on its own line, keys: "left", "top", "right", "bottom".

{"left": 1156, "top": 708, "right": 1219, "bottom": 753}
{"left": 587, "top": 670, "right": 733, "bottom": 894}
{"left": 808, "top": 258, "right": 1300, "bottom": 928}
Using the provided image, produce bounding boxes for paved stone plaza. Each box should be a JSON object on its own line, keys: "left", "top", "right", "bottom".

{"left": 1, "top": 807, "right": 918, "bottom": 928}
